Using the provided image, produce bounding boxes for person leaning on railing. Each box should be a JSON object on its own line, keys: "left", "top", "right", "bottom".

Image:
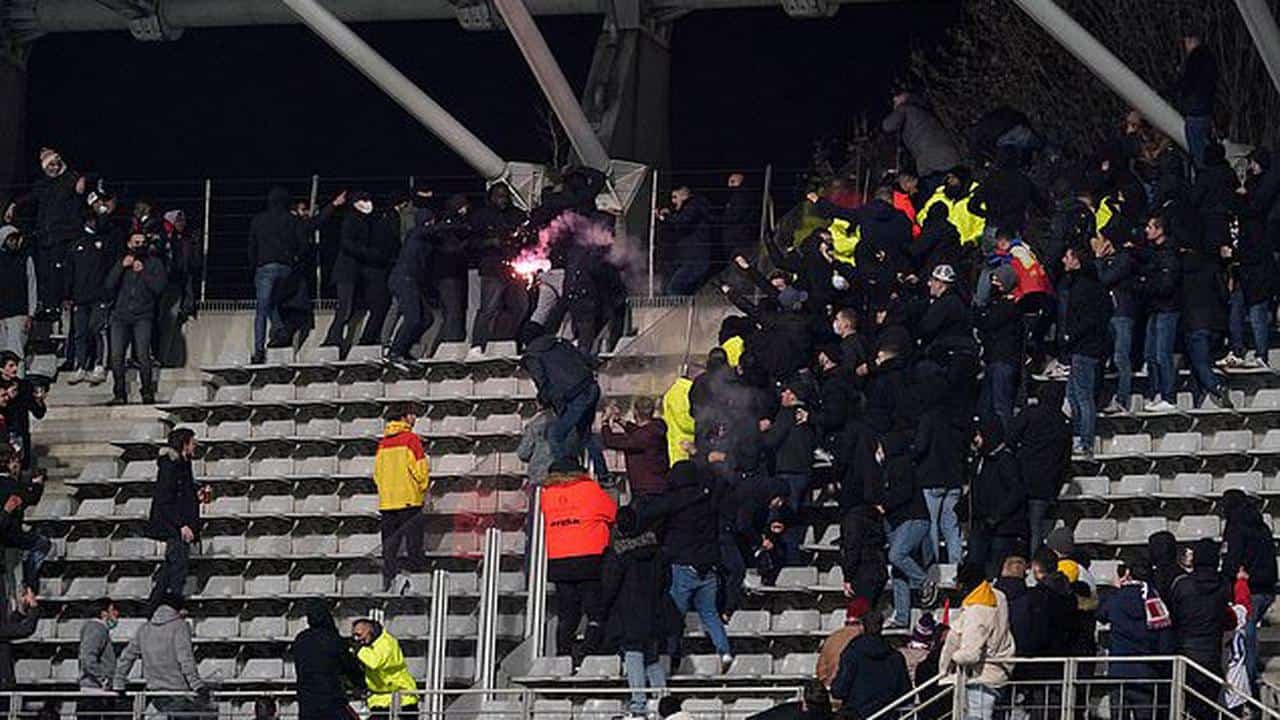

{"left": 351, "top": 618, "right": 418, "bottom": 720}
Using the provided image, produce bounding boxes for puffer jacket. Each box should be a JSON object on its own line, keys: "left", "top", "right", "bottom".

{"left": 940, "top": 581, "right": 1015, "bottom": 687}
{"left": 146, "top": 447, "right": 200, "bottom": 542}
{"left": 542, "top": 472, "right": 617, "bottom": 581}
{"left": 372, "top": 420, "right": 430, "bottom": 510}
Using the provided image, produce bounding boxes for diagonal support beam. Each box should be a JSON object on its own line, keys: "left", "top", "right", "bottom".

{"left": 1235, "top": 0, "right": 1280, "bottom": 95}
{"left": 1010, "top": 0, "right": 1187, "bottom": 150}
{"left": 491, "top": 0, "right": 611, "bottom": 171}
{"left": 280, "top": 0, "right": 508, "bottom": 180}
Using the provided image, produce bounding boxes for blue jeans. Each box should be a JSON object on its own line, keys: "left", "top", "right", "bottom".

{"left": 549, "top": 381, "right": 609, "bottom": 479}
{"left": 888, "top": 519, "right": 931, "bottom": 626}
{"left": 980, "top": 361, "right": 1018, "bottom": 427}
{"left": 922, "top": 488, "right": 962, "bottom": 565}
{"left": 668, "top": 565, "right": 730, "bottom": 656}
{"left": 1110, "top": 316, "right": 1134, "bottom": 409}
{"left": 1185, "top": 115, "right": 1213, "bottom": 168}
{"left": 1247, "top": 593, "right": 1274, "bottom": 692}
{"left": 1185, "top": 329, "right": 1222, "bottom": 402}
{"left": 1144, "top": 312, "right": 1179, "bottom": 401}
{"left": 1067, "top": 354, "right": 1099, "bottom": 448}
{"left": 624, "top": 648, "right": 666, "bottom": 714}
{"left": 964, "top": 684, "right": 999, "bottom": 720}
{"left": 253, "top": 263, "right": 292, "bottom": 355}
{"left": 1229, "top": 290, "right": 1271, "bottom": 360}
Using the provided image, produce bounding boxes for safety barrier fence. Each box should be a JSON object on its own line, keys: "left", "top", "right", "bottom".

{"left": 867, "top": 655, "right": 1280, "bottom": 720}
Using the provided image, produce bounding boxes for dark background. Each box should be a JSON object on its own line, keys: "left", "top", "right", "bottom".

{"left": 24, "top": 2, "right": 959, "bottom": 182}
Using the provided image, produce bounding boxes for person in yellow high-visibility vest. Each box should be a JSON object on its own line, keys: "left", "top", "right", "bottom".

{"left": 916, "top": 170, "right": 985, "bottom": 246}
{"left": 662, "top": 375, "right": 695, "bottom": 465}
{"left": 352, "top": 619, "right": 418, "bottom": 715}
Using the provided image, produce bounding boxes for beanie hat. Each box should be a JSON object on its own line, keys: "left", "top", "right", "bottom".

{"left": 1046, "top": 526, "right": 1076, "bottom": 557}
{"left": 39, "top": 147, "right": 59, "bottom": 167}
{"left": 163, "top": 210, "right": 184, "bottom": 226}
{"left": 0, "top": 225, "right": 20, "bottom": 246}
{"left": 910, "top": 613, "right": 937, "bottom": 645}
{"left": 1057, "top": 558, "right": 1081, "bottom": 583}
{"left": 845, "top": 596, "right": 870, "bottom": 624}
{"left": 992, "top": 263, "right": 1018, "bottom": 292}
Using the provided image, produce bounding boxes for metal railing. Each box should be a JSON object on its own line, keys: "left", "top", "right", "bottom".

{"left": 867, "top": 655, "right": 1280, "bottom": 720}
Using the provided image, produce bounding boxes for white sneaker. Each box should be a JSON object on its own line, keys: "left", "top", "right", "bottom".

{"left": 89, "top": 366, "right": 107, "bottom": 385}
{"left": 67, "top": 369, "right": 86, "bottom": 385}
{"left": 1217, "top": 352, "right": 1244, "bottom": 369}
{"left": 465, "top": 346, "right": 487, "bottom": 362}
{"left": 720, "top": 654, "right": 734, "bottom": 671}
{"left": 1243, "top": 351, "right": 1266, "bottom": 368}
{"left": 1146, "top": 398, "right": 1177, "bottom": 413}
{"left": 1042, "top": 359, "right": 1069, "bottom": 378}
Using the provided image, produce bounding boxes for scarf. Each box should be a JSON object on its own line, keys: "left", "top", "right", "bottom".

{"left": 1124, "top": 580, "right": 1171, "bottom": 630}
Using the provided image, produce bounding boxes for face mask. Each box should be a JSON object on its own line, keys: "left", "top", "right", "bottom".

{"left": 832, "top": 273, "right": 849, "bottom": 291}
{"left": 832, "top": 321, "right": 842, "bottom": 335}
{"left": 105, "top": 617, "right": 118, "bottom": 630}
{"left": 354, "top": 200, "right": 373, "bottom": 214}
{"left": 95, "top": 203, "right": 110, "bottom": 216}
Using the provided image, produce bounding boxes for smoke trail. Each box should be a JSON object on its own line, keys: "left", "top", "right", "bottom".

{"left": 509, "top": 211, "right": 653, "bottom": 291}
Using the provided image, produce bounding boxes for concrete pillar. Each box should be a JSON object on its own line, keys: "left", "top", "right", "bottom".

{"left": 1236, "top": 0, "right": 1280, "bottom": 95}
{"left": 1010, "top": 0, "right": 1186, "bottom": 150}
{"left": 582, "top": 21, "right": 671, "bottom": 166}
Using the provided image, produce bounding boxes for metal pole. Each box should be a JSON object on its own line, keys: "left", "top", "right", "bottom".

{"left": 1236, "top": 0, "right": 1280, "bottom": 94}
{"left": 525, "top": 487, "right": 548, "bottom": 657}
{"left": 279, "top": 0, "right": 507, "bottom": 179}
{"left": 475, "top": 528, "right": 501, "bottom": 690}
{"left": 647, "top": 168, "right": 659, "bottom": 299}
{"left": 427, "top": 569, "right": 449, "bottom": 719}
{"left": 757, "top": 164, "right": 773, "bottom": 246}
{"left": 1169, "top": 657, "right": 1186, "bottom": 719}
{"left": 491, "top": 0, "right": 611, "bottom": 171}
{"left": 1010, "top": 0, "right": 1187, "bottom": 149}
{"left": 309, "top": 174, "right": 321, "bottom": 297}
{"left": 200, "top": 179, "right": 211, "bottom": 303}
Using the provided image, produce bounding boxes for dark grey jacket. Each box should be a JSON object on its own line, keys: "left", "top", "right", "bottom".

{"left": 79, "top": 618, "right": 117, "bottom": 688}
{"left": 881, "top": 95, "right": 962, "bottom": 177}
{"left": 106, "top": 255, "right": 167, "bottom": 323}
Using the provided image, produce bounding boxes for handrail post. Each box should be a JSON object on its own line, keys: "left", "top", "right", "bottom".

{"left": 1059, "top": 657, "right": 1075, "bottom": 720}
{"left": 525, "top": 487, "right": 548, "bottom": 657}
{"left": 427, "top": 569, "right": 450, "bottom": 720}
{"left": 390, "top": 690, "right": 401, "bottom": 720}
{"left": 475, "top": 528, "right": 502, "bottom": 692}
{"left": 200, "top": 179, "right": 212, "bottom": 303}
{"left": 647, "top": 168, "right": 659, "bottom": 298}
{"left": 1169, "top": 657, "right": 1186, "bottom": 719}
{"left": 951, "top": 669, "right": 966, "bottom": 719}
{"left": 132, "top": 690, "right": 146, "bottom": 720}
{"left": 6, "top": 693, "right": 17, "bottom": 720}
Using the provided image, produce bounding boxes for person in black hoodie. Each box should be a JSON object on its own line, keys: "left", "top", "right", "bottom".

{"left": 321, "top": 193, "right": 396, "bottom": 353}
{"left": 970, "top": 147, "right": 1048, "bottom": 235}
{"left": 0, "top": 447, "right": 50, "bottom": 593}
{"left": 1092, "top": 232, "right": 1136, "bottom": 412}
{"left": 106, "top": 232, "right": 167, "bottom": 405}
{"left": 1178, "top": 30, "right": 1216, "bottom": 167}
{"left": 1146, "top": 531, "right": 1184, "bottom": 603}
{"left": 1135, "top": 215, "right": 1181, "bottom": 410}
{"left": 1168, "top": 538, "right": 1231, "bottom": 716}
{"left": 1007, "top": 381, "right": 1072, "bottom": 552}
{"left": 761, "top": 379, "right": 816, "bottom": 563}
{"left": 875, "top": 433, "right": 936, "bottom": 628}
{"left": 1179, "top": 240, "right": 1231, "bottom": 408}
{"left": 856, "top": 186, "right": 914, "bottom": 276}
{"left": 65, "top": 213, "right": 119, "bottom": 385}
{"left": 520, "top": 325, "right": 609, "bottom": 478}
{"left": 385, "top": 207, "right": 435, "bottom": 365}
{"left": 429, "top": 194, "right": 475, "bottom": 343}
{"left": 911, "top": 202, "right": 962, "bottom": 280}
{"left": 839, "top": 503, "right": 888, "bottom": 611}
{"left": 975, "top": 263, "right": 1023, "bottom": 427}
{"left": 1228, "top": 150, "right": 1280, "bottom": 367}
{"left": 146, "top": 428, "right": 206, "bottom": 610}
{"left": 1059, "top": 243, "right": 1110, "bottom": 457}
{"left": 912, "top": 373, "right": 968, "bottom": 566}
{"left": 291, "top": 598, "right": 365, "bottom": 720}
{"left": 248, "top": 187, "right": 301, "bottom": 363}
{"left": 3, "top": 147, "right": 86, "bottom": 318}
{"left": 0, "top": 226, "right": 36, "bottom": 361}
{"left": 661, "top": 186, "right": 714, "bottom": 295}
{"left": 968, "top": 416, "right": 1027, "bottom": 577}
{"left": 468, "top": 184, "right": 527, "bottom": 356}
{"left": 1220, "top": 489, "right": 1277, "bottom": 692}
{"left": 830, "top": 610, "right": 911, "bottom": 719}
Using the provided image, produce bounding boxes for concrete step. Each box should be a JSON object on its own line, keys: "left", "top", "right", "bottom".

{"left": 43, "top": 367, "right": 203, "bottom": 406}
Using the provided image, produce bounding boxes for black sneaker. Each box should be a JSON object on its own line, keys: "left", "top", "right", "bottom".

{"left": 919, "top": 577, "right": 939, "bottom": 608}
{"left": 141, "top": 394, "right": 156, "bottom": 405}
{"left": 107, "top": 396, "right": 128, "bottom": 406}
{"left": 250, "top": 351, "right": 266, "bottom": 365}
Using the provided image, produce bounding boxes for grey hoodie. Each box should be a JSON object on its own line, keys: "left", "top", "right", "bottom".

{"left": 78, "top": 618, "right": 117, "bottom": 688}
{"left": 112, "top": 604, "right": 203, "bottom": 692}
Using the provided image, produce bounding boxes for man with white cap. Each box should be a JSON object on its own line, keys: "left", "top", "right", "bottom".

{"left": 4, "top": 148, "right": 86, "bottom": 319}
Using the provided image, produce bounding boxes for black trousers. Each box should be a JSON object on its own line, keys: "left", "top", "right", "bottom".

{"left": 149, "top": 537, "right": 191, "bottom": 608}
{"left": 35, "top": 241, "right": 68, "bottom": 311}
{"left": 555, "top": 578, "right": 603, "bottom": 656}
{"left": 110, "top": 318, "right": 155, "bottom": 401}
{"left": 389, "top": 276, "right": 433, "bottom": 358}
{"left": 380, "top": 507, "right": 424, "bottom": 586}
{"left": 70, "top": 301, "right": 110, "bottom": 371}
{"left": 471, "top": 274, "right": 527, "bottom": 348}
{"left": 324, "top": 273, "right": 392, "bottom": 348}
{"left": 436, "top": 276, "right": 467, "bottom": 342}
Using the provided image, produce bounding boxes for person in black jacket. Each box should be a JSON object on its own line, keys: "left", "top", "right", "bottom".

{"left": 830, "top": 610, "right": 911, "bottom": 719}
{"left": 1092, "top": 233, "right": 1136, "bottom": 413}
{"left": 857, "top": 186, "right": 914, "bottom": 276}
{"left": 146, "top": 428, "right": 207, "bottom": 610}
{"left": 468, "top": 185, "right": 528, "bottom": 357}
{"left": 1168, "top": 538, "right": 1231, "bottom": 717}
{"left": 1179, "top": 242, "right": 1231, "bottom": 408}
{"left": 911, "top": 202, "right": 962, "bottom": 280}
{"left": 0, "top": 585, "right": 38, "bottom": 702}
{"left": 661, "top": 187, "right": 713, "bottom": 295}
{"left": 1219, "top": 489, "right": 1277, "bottom": 692}
{"left": 0, "top": 353, "right": 47, "bottom": 470}
{"left": 912, "top": 375, "right": 968, "bottom": 566}
{"left": 975, "top": 264, "right": 1023, "bottom": 427}
{"left": 718, "top": 173, "right": 757, "bottom": 267}
{"left": 248, "top": 188, "right": 301, "bottom": 363}
{"left": 65, "top": 214, "right": 118, "bottom": 385}
{"left": 0, "top": 447, "right": 50, "bottom": 593}
{"left": 1135, "top": 215, "right": 1181, "bottom": 411}
{"left": 520, "top": 325, "right": 609, "bottom": 478}
{"left": 970, "top": 147, "right": 1048, "bottom": 236}
{"left": 292, "top": 598, "right": 365, "bottom": 720}
{"left": 839, "top": 504, "right": 888, "bottom": 609}
{"left": 761, "top": 379, "right": 816, "bottom": 563}
{"left": 1178, "top": 30, "right": 1216, "bottom": 167}
{"left": 385, "top": 208, "right": 436, "bottom": 365}
{"left": 0, "top": 226, "right": 36, "bottom": 362}
{"left": 873, "top": 433, "right": 936, "bottom": 628}
{"left": 1228, "top": 151, "right": 1280, "bottom": 368}
{"left": 3, "top": 147, "right": 86, "bottom": 318}
{"left": 321, "top": 193, "right": 396, "bottom": 354}
{"left": 968, "top": 416, "right": 1027, "bottom": 577}
{"left": 107, "top": 232, "right": 167, "bottom": 405}
{"left": 1060, "top": 244, "right": 1110, "bottom": 457}
{"left": 1007, "top": 382, "right": 1071, "bottom": 552}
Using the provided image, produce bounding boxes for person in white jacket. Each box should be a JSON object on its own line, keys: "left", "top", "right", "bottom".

{"left": 940, "top": 563, "right": 1016, "bottom": 720}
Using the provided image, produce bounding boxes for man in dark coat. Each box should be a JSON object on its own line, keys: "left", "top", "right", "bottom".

{"left": 321, "top": 192, "right": 396, "bottom": 353}
{"left": 830, "top": 610, "right": 912, "bottom": 719}
{"left": 146, "top": 428, "right": 205, "bottom": 610}
{"left": 468, "top": 184, "right": 528, "bottom": 356}
{"left": 718, "top": 173, "right": 758, "bottom": 266}
{"left": 106, "top": 232, "right": 167, "bottom": 405}
{"left": 912, "top": 374, "right": 968, "bottom": 566}
{"left": 1220, "top": 489, "right": 1278, "bottom": 691}
{"left": 386, "top": 207, "right": 436, "bottom": 364}
{"left": 1169, "top": 538, "right": 1231, "bottom": 717}
{"left": 969, "top": 147, "right": 1047, "bottom": 235}
{"left": 1059, "top": 243, "right": 1110, "bottom": 457}
{"left": 911, "top": 203, "right": 962, "bottom": 279}
{"left": 1179, "top": 241, "right": 1230, "bottom": 408}
{"left": 1177, "top": 30, "right": 1217, "bottom": 167}
{"left": 968, "top": 416, "right": 1027, "bottom": 577}
{"left": 520, "top": 324, "right": 609, "bottom": 478}
{"left": 661, "top": 186, "right": 713, "bottom": 295}
{"left": 1094, "top": 232, "right": 1136, "bottom": 412}
{"left": 292, "top": 598, "right": 365, "bottom": 720}
{"left": 856, "top": 186, "right": 914, "bottom": 275}
{"left": 1135, "top": 215, "right": 1181, "bottom": 410}
{"left": 874, "top": 433, "right": 936, "bottom": 627}
{"left": 1098, "top": 562, "right": 1175, "bottom": 720}
{"left": 65, "top": 214, "right": 118, "bottom": 384}
{"left": 840, "top": 503, "right": 888, "bottom": 609}
{"left": 428, "top": 194, "right": 475, "bottom": 343}
{"left": 974, "top": 263, "right": 1023, "bottom": 427}
{"left": 248, "top": 188, "right": 302, "bottom": 363}
{"left": 1007, "top": 381, "right": 1072, "bottom": 551}
{"left": 0, "top": 352, "right": 47, "bottom": 469}
{"left": 3, "top": 147, "right": 85, "bottom": 317}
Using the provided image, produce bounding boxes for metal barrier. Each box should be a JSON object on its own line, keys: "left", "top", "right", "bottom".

{"left": 523, "top": 486, "right": 548, "bottom": 658}
{"left": 473, "top": 528, "right": 502, "bottom": 690}
{"left": 867, "top": 655, "right": 1280, "bottom": 720}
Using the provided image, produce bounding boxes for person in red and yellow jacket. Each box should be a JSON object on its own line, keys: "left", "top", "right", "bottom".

{"left": 541, "top": 458, "right": 617, "bottom": 659}
{"left": 372, "top": 406, "right": 430, "bottom": 593}
{"left": 890, "top": 171, "right": 922, "bottom": 239}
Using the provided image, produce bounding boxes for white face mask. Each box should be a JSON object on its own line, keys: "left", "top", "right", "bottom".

{"left": 832, "top": 321, "right": 842, "bottom": 336}
{"left": 832, "top": 273, "right": 849, "bottom": 291}
{"left": 354, "top": 200, "right": 373, "bottom": 214}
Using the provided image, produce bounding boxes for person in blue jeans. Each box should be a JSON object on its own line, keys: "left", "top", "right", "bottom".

{"left": 521, "top": 326, "right": 610, "bottom": 479}
{"left": 974, "top": 264, "right": 1022, "bottom": 429}
{"left": 1220, "top": 489, "right": 1277, "bottom": 695}
{"left": 1059, "top": 245, "right": 1110, "bottom": 456}
{"left": 668, "top": 565, "right": 732, "bottom": 661}
{"left": 1093, "top": 233, "right": 1135, "bottom": 412}
{"left": 873, "top": 434, "right": 937, "bottom": 627}
{"left": 1178, "top": 30, "right": 1216, "bottom": 169}
{"left": 1180, "top": 246, "right": 1232, "bottom": 408}
{"left": 1135, "top": 215, "right": 1181, "bottom": 411}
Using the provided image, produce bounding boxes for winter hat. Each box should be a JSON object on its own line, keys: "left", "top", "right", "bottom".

{"left": 845, "top": 596, "right": 870, "bottom": 624}
{"left": 0, "top": 225, "right": 21, "bottom": 246}
{"left": 547, "top": 458, "right": 584, "bottom": 476}
{"left": 1046, "top": 526, "right": 1076, "bottom": 557}
{"left": 1191, "top": 538, "right": 1220, "bottom": 569}
{"left": 163, "top": 209, "right": 184, "bottom": 226}
{"left": 992, "top": 264, "right": 1018, "bottom": 292}
{"left": 910, "top": 613, "right": 937, "bottom": 644}
{"left": 931, "top": 264, "right": 957, "bottom": 284}
{"left": 38, "top": 147, "right": 59, "bottom": 167}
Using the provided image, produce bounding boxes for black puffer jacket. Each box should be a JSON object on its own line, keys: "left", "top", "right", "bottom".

{"left": 1168, "top": 540, "right": 1231, "bottom": 670}
{"left": 146, "top": 447, "right": 201, "bottom": 542}
{"left": 292, "top": 599, "right": 365, "bottom": 720}
{"left": 1134, "top": 243, "right": 1180, "bottom": 314}
{"left": 521, "top": 334, "right": 595, "bottom": 410}
{"left": 1220, "top": 490, "right": 1278, "bottom": 593}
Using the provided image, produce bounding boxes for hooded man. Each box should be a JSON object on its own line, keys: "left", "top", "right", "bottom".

{"left": 113, "top": 594, "right": 210, "bottom": 717}
{"left": 322, "top": 192, "right": 396, "bottom": 354}
{"left": 968, "top": 416, "right": 1027, "bottom": 577}
{"left": 1168, "top": 538, "right": 1231, "bottom": 715}
{"left": 940, "top": 563, "right": 1015, "bottom": 720}
{"left": 292, "top": 599, "right": 366, "bottom": 720}
{"left": 1007, "top": 382, "right": 1072, "bottom": 552}
{"left": 146, "top": 429, "right": 205, "bottom": 610}
{"left": 1220, "top": 489, "right": 1277, "bottom": 691}
{"left": 521, "top": 325, "right": 609, "bottom": 479}
{"left": 385, "top": 207, "right": 437, "bottom": 365}
{"left": 372, "top": 405, "right": 430, "bottom": 593}
{"left": 351, "top": 618, "right": 417, "bottom": 717}
{"left": 831, "top": 609, "right": 911, "bottom": 718}
{"left": 248, "top": 187, "right": 302, "bottom": 363}
{"left": 0, "top": 226, "right": 36, "bottom": 360}
{"left": 3, "top": 148, "right": 85, "bottom": 317}
{"left": 468, "top": 184, "right": 528, "bottom": 358}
